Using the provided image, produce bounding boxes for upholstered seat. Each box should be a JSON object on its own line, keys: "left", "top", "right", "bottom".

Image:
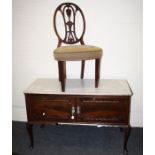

{"left": 54, "top": 45, "right": 103, "bottom": 61}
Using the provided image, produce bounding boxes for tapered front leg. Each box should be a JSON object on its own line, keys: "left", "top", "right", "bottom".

{"left": 123, "top": 126, "right": 131, "bottom": 154}
{"left": 81, "top": 60, "right": 85, "bottom": 79}
{"left": 58, "top": 61, "right": 66, "bottom": 92}
{"left": 26, "top": 123, "right": 34, "bottom": 149}
{"left": 58, "top": 61, "right": 61, "bottom": 81}
{"left": 64, "top": 61, "right": 66, "bottom": 79}
{"left": 95, "top": 58, "right": 101, "bottom": 87}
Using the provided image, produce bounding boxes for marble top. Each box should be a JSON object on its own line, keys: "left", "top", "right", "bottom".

{"left": 24, "top": 79, "right": 132, "bottom": 96}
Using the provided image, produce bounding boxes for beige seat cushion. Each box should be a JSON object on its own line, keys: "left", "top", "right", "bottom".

{"left": 53, "top": 45, "right": 103, "bottom": 61}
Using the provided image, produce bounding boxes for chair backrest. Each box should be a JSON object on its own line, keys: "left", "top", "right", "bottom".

{"left": 53, "top": 2, "right": 86, "bottom": 47}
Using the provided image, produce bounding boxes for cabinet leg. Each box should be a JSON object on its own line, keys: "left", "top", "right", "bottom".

{"left": 120, "top": 127, "right": 123, "bottom": 132}
{"left": 26, "top": 123, "right": 34, "bottom": 149}
{"left": 123, "top": 126, "right": 131, "bottom": 154}
{"left": 40, "top": 124, "right": 45, "bottom": 128}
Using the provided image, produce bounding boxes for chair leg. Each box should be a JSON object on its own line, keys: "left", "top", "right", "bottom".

{"left": 64, "top": 61, "right": 66, "bottom": 79}
{"left": 95, "top": 58, "right": 101, "bottom": 88}
{"left": 58, "top": 62, "right": 61, "bottom": 81}
{"left": 58, "top": 61, "right": 66, "bottom": 92}
{"left": 81, "top": 60, "right": 85, "bottom": 79}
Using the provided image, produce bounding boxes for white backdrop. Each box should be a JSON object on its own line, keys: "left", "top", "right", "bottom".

{"left": 12, "top": 0, "right": 143, "bottom": 127}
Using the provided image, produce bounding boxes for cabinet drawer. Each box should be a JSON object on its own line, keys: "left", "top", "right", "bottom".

{"left": 25, "top": 94, "right": 74, "bottom": 122}
{"left": 79, "top": 97, "right": 128, "bottom": 123}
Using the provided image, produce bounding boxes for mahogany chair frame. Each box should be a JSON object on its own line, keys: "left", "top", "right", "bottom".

{"left": 53, "top": 2, "right": 101, "bottom": 91}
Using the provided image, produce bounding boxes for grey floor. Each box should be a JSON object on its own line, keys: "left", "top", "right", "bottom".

{"left": 12, "top": 121, "right": 143, "bottom": 155}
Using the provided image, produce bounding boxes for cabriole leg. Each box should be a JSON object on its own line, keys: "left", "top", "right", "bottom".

{"left": 123, "top": 126, "right": 131, "bottom": 154}
{"left": 26, "top": 123, "right": 34, "bottom": 149}
{"left": 40, "top": 124, "right": 45, "bottom": 128}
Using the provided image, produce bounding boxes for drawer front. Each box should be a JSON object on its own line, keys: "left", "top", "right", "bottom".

{"left": 79, "top": 97, "right": 129, "bottom": 123}
{"left": 25, "top": 94, "right": 75, "bottom": 122}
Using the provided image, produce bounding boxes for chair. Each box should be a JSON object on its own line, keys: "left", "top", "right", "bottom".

{"left": 53, "top": 2, "right": 103, "bottom": 91}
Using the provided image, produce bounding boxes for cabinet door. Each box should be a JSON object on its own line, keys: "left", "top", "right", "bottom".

{"left": 25, "top": 94, "right": 76, "bottom": 123}
{"left": 78, "top": 96, "right": 129, "bottom": 124}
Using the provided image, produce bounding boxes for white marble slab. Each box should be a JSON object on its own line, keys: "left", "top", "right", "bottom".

{"left": 24, "top": 79, "right": 132, "bottom": 96}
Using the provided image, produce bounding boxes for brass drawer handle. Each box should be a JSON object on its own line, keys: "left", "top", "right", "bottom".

{"left": 77, "top": 106, "right": 81, "bottom": 115}
{"left": 42, "top": 112, "right": 46, "bottom": 117}
{"left": 71, "top": 106, "right": 75, "bottom": 120}
{"left": 71, "top": 115, "right": 75, "bottom": 120}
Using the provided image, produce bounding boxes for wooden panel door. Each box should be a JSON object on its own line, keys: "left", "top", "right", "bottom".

{"left": 25, "top": 94, "right": 76, "bottom": 123}
{"left": 78, "top": 96, "right": 129, "bottom": 124}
